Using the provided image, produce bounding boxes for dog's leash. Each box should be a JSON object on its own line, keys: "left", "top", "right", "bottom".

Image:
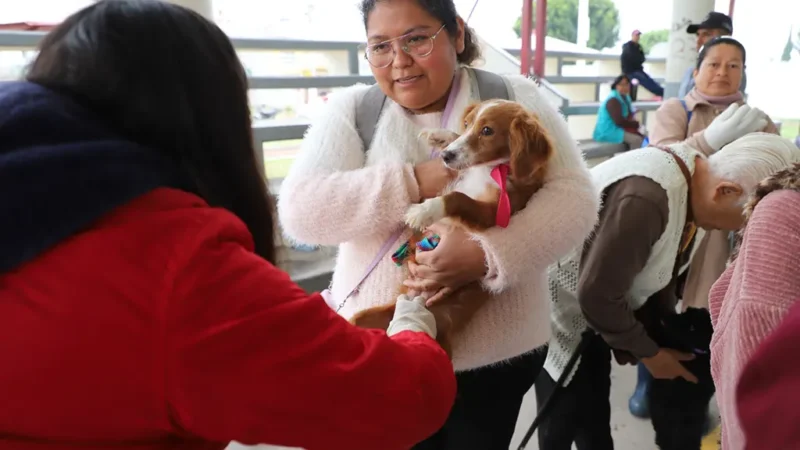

{"left": 517, "top": 329, "right": 596, "bottom": 450}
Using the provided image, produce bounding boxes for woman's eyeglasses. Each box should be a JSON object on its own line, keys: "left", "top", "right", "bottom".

{"left": 364, "top": 24, "right": 446, "bottom": 68}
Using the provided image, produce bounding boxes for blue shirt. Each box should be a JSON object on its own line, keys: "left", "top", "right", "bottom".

{"left": 593, "top": 90, "right": 632, "bottom": 144}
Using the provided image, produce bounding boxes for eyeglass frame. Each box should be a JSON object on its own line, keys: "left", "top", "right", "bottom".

{"left": 363, "top": 24, "right": 447, "bottom": 69}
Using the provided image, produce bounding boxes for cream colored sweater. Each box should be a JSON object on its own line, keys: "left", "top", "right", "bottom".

{"left": 277, "top": 68, "right": 599, "bottom": 370}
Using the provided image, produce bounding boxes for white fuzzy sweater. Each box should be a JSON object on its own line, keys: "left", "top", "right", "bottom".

{"left": 278, "top": 67, "right": 599, "bottom": 370}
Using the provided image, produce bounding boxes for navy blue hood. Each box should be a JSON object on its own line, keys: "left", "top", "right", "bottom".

{"left": 0, "top": 81, "right": 189, "bottom": 272}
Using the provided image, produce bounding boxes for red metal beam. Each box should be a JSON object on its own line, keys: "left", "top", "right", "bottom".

{"left": 728, "top": 0, "right": 735, "bottom": 19}
{"left": 533, "top": 0, "right": 547, "bottom": 78}
{"left": 520, "top": 0, "right": 533, "bottom": 76}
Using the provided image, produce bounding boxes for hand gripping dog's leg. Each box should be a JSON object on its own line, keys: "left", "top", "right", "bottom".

{"left": 406, "top": 192, "right": 498, "bottom": 231}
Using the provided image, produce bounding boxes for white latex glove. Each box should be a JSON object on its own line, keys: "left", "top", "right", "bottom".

{"left": 386, "top": 294, "right": 437, "bottom": 339}
{"left": 704, "top": 103, "right": 768, "bottom": 152}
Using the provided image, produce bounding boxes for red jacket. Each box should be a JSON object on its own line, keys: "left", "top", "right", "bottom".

{"left": 736, "top": 299, "right": 800, "bottom": 450}
{"left": 0, "top": 188, "right": 456, "bottom": 450}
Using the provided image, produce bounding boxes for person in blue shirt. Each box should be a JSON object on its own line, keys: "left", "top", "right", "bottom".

{"left": 678, "top": 12, "right": 747, "bottom": 98}
{"left": 593, "top": 74, "right": 645, "bottom": 149}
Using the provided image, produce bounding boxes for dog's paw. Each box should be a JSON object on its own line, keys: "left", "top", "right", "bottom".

{"left": 419, "top": 129, "right": 459, "bottom": 149}
{"left": 405, "top": 197, "right": 445, "bottom": 230}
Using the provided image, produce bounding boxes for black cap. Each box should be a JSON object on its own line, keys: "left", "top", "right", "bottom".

{"left": 687, "top": 12, "right": 733, "bottom": 34}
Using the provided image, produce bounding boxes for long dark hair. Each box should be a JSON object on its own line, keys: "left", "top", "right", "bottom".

{"left": 611, "top": 74, "right": 631, "bottom": 91}
{"left": 360, "top": 0, "right": 481, "bottom": 65}
{"left": 26, "top": 0, "right": 276, "bottom": 263}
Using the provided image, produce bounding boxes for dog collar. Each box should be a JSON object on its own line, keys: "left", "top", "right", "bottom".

{"left": 491, "top": 163, "right": 511, "bottom": 228}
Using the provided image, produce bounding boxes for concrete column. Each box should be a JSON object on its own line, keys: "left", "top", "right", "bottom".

{"left": 664, "top": 0, "right": 714, "bottom": 98}
{"left": 166, "top": 0, "right": 213, "bottom": 20}
{"left": 577, "top": 0, "right": 590, "bottom": 49}
{"left": 575, "top": 0, "right": 589, "bottom": 69}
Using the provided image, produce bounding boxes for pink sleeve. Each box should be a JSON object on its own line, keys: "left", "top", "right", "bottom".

{"left": 737, "top": 301, "right": 800, "bottom": 450}
{"left": 715, "top": 300, "right": 787, "bottom": 388}
{"left": 712, "top": 190, "right": 800, "bottom": 448}
{"left": 715, "top": 303, "right": 787, "bottom": 450}
{"left": 650, "top": 98, "right": 714, "bottom": 155}
{"left": 722, "top": 190, "right": 800, "bottom": 310}
{"left": 714, "top": 189, "right": 800, "bottom": 344}
{"left": 649, "top": 99, "right": 690, "bottom": 146}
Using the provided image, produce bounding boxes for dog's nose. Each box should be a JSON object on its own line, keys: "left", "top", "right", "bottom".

{"left": 441, "top": 151, "right": 457, "bottom": 164}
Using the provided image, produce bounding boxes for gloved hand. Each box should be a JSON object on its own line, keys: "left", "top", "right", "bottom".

{"left": 386, "top": 294, "right": 437, "bottom": 339}
{"left": 704, "top": 103, "right": 768, "bottom": 152}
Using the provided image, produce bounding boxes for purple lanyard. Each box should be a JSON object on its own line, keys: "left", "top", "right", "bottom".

{"left": 430, "top": 70, "right": 463, "bottom": 159}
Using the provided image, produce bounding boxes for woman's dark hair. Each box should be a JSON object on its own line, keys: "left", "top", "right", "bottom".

{"left": 611, "top": 74, "right": 631, "bottom": 91}
{"left": 697, "top": 36, "right": 747, "bottom": 69}
{"left": 360, "top": 0, "right": 482, "bottom": 65}
{"left": 27, "top": 0, "right": 277, "bottom": 263}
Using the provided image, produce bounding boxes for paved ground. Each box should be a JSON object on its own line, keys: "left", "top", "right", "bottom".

{"left": 226, "top": 362, "right": 720, "bottom": 450}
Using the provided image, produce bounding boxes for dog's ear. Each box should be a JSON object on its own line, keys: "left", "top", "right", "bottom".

{"left": 508, "top": 112, "right": 553, "bottom": 186}
{"left": 460, "top": 103, "right": 480, "bottom": 131}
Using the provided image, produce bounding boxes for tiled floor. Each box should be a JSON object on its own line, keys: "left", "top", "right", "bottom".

{"left": 226, "top": 362, "right": 720, "bottom": 450}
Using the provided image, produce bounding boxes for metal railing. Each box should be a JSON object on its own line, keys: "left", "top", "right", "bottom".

{"left": 505, "top": 48, "right": 666, "bottom": 76}
{"left": 0, "top": 30, "right": 666, "bottom": 162}
{"left": 0, "top": 29, "right": 667, "bottom": 284}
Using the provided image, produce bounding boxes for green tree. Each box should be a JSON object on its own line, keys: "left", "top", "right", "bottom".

{"left": 512, "top": 0, "right": 620, "bottom": 51}
{"left": 639, "top": 29, "right": 669, "bottom": 55}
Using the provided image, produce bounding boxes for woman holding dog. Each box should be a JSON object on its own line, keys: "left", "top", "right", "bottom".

{"left": 736, "top": 299, "right": 800, "bottom": 450}
{"left": 628, "top": 36, "right": 780, "bottom": 419}
{"left": 278, "top": 0, "right": 598, "bottom": 447}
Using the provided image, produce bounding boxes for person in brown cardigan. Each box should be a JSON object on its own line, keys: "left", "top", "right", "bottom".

{"left": 628, "top": 36, "right": 778, "bottom": 420}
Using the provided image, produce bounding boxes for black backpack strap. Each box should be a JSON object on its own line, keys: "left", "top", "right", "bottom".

{"left": 355, "top": 84, "right": 387, "bottom": 152}
{"left": 469, "top": 67, "right": 515, "bottom": 101}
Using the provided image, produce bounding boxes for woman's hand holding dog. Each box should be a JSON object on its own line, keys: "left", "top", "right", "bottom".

{"left": 413, "top": 159, "right": 457, "bottom": 200}
{"left": 641, "top": 348, "right": 699, "bottom": 383}
{"left": 404, "top": 223, "right": 487, "bottom": 306}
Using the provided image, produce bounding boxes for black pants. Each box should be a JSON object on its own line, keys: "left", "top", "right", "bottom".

{"left": 413, "top": 350, "right": 545, "bottom": 450}
{"left": 534, "top": 334, "right": 614, "bottom": 450}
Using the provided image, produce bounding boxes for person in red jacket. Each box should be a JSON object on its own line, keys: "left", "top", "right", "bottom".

{"left": 736, "top": 298, "right": 800, "bottom": 450}
{"left": 0, "top": 1, "right": 457, "bottom": 449}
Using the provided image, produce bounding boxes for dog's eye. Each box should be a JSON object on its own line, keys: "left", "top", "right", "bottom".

{"left": 481, "top": 126, "right": 494, "bottom": 136}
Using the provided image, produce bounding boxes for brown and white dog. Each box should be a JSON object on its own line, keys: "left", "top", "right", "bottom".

{"left": 350, "top": 99, "right": 554, "bottom": 355}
